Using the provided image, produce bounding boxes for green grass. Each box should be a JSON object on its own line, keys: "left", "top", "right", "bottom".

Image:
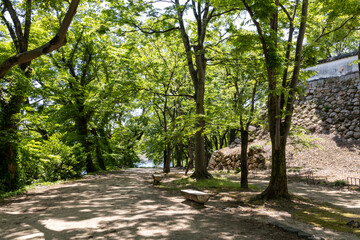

{"left": 163, "top": 176, "right": 261, "bottom": 192}
{"left": 175, "top": 177, "right": 240, "bottom": 189}
{"left": 252, "top": 196, "right": 360, "bottom": 237}
{"left": 292, "top": 199, "right": 360, "bottom": 237}
{"left": 0, "top": 188, "right": 27, "bottom": 200}
{"left": 0, "top": 179, "right": 67, "bottom": 201}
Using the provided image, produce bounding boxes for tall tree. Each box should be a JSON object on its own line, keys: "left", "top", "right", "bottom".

{"left": 136, "top": 32, "right": 192, "bottom": 172}
{"left": 174, "top": 0, "right": 222, "bottom": 179}
{"left": 241, "top": 0, "right": 309, "bottom": 199}
{"left": 0, "top": 0, "right": 80, "bottom": 191}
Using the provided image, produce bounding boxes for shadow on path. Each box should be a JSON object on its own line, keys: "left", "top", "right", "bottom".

{"left": 0, "top": 168, "right": 301, "bottom": 240}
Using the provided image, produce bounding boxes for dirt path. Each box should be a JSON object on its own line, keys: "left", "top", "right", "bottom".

{"left": 0, "top": 168, "right": 303, "bottom": 240}
{"left": 245, "top": 172, "right": 360, "bottom": 240}
{"left": 248, "top": 173, "right": 360, "bottom": 215}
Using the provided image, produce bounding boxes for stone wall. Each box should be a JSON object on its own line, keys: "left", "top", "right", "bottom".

{"left": 208, "top": 144, "right": 267, "bottom": 171}
{"left": 293, "top": 71, "right": 360, "bottom": 140}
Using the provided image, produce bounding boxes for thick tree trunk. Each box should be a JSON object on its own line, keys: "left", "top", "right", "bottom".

{"left": 240, "top": 130, "right": 249, "bottom": 189}
{"left": 0, "top": 92, "right": 23, "bottom": 190}
{"left": 0, "top": 66, "right": 29, "bottom": 191}
{"left": 190, "top": 52, "right": 212, "bottom": 179}
{"left": 260, "top": 143, "right": 288, "bottom": 199}
{"left": 261, "top": 76, "right": 289, "bottom": 199}
{"left": 175, "top": 1, "right": 212, "bottom": 179}
{"left": 0, "top": 0, "right": 80, "bottom": 191}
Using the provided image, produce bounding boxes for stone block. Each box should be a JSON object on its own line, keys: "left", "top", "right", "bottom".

{"left": 181, "top": 189, "right": 210, "bottom": 204}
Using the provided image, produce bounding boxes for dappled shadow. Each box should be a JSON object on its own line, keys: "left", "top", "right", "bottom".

{"left": 288, "top": 182, "right": 360, "bottom": 214}
{"left": 217, "top": 173, "right": 360, "bottom": 239}
{"left": 0, "top": 168, "right": 301, "bottom": 240}
{"left": 245, "top": 173, "right": 360, "bottom": 215}
{"left": 332, "top": 135, "right": 360, "bottom": 152}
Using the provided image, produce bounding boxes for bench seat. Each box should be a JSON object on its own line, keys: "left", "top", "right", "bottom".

{"left": 181, "top": 189, "right": 210, "bottom": 204}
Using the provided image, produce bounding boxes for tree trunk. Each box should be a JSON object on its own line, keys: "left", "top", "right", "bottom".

{"left": 0, "top": 89, "right": 24, "bottom": 190}
{"left": 240, "top": 129, "right": 249, "bottom": 189}
{"left": 175, "top": 138, "right": 183, "bottom": 167}
{"left": 78, "top": 116, "right": 96, "bottom": 173}
{"left": 90, "top": 128, "right": 106, "bottom": 170}
{"left": 95, "top": 145, "right": 106, "bottom": 170}
{"left": 204, "top": 134, "right": 212, "bottom": 166}
{"left": 260, "top": 142, "right": 288, "bottom": 199}
{"left": 185, "top": 138, "right": 194, "bottom": 175}
{"left": 212, "top": 135, "right": 219, "bottom": 150}
{"left": 219, "top": 131, "right": 224, "bottom": 149}
{"left": 0, "top": 0, "right": 81, "bottom": 78}
{"left": 229, "top": 128, "right": 237, "bottom": 144}
{"left": 0, "top": 0, "right": 80, "bottom": 191}
{"left": 261, "top": 75, "right": 289, "bottom": 199}
{"left": 163, "top": 142, "right": 171, "bottom": 173}
{"left": 190, "top": 50, "right": 212, "bottom": 179}
{"left": 77, "top": 108, "right": 96, "bottom": 173}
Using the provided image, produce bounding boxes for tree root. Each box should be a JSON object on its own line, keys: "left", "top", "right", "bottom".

{"left": 190, "top": 171, "right": 213, "bottom": 180}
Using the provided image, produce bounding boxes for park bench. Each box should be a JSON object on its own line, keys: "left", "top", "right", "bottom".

{"left": 181, "top": 189, "right": 210, "bottom": 204}
{"left": 152, "top": 174, "right": 163, "bottom": 185}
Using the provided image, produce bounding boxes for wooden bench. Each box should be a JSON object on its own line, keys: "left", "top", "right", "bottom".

{"left": 152, "top": 174, "right": 163, "bottom": 185}
{"left": 181, "top": 189, "right": 210, "bottom": 204}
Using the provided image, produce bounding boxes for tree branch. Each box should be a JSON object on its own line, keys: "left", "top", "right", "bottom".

{"left": 133, "top": 23, "right": 179, "bottom": 34}
{"left": 283, "top": 0, "right": 308, "bottom": 139}
{"left": 145, "top": 88, "right": 194, "bottom": 99}
{"left": 0, "top": 13, "right": 18, "bottom": 48}
{"left": 315, "top": 16, "right": 355, "bottom": 42}
{"left": 24, "top": 0, "right": 32, "bottom": 47}
{"left": 0, "top": 0, "right": 81, "bottom": 79}
{"left": 209, "top": 8, "right": 239, "bottom": 19}
{"left": 241, "top": 0, "right": 269, "bottom": 63}
{"left": 3, "top": 0, "right": 23, "bottom": 44}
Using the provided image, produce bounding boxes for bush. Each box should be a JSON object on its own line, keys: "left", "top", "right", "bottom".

{"left": 334, "top": 179, "right": 347, "bottom": 187}
{"left": 18, "top": 133, "right": 86, "bottom": 184}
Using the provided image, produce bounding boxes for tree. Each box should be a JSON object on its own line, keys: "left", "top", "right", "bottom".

{"left": 241, "top": 0, "right": 309, "bottom": 199}
{"left": 306, "top": 0, "right": 360, "bottom": 63}
{"left": 229, "top": 57, "right": 265, "bottom": 189}
{"left": 174, "top": 0, "right": 222, "bottom": 179}
{"left": 0, "top": 0, "right": 80, "bottom": 191}
{"left": 135, "top": 32, "right": 193, "bottom": 172}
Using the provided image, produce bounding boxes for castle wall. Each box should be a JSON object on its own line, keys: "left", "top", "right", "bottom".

{"left": 293, "top": 55, "right": 360, "bottom": 140}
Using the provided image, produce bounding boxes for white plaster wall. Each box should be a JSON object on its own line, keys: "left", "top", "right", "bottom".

{"left": 306, "top": 55, "right": 359, "bottom": 82}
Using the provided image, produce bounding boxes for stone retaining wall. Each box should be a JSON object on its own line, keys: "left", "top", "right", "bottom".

{"left": 208, "top": 146, "right": 266, "bottom": 171}
{"left": 293, "top": 72, "right": 360, "bottom": 140}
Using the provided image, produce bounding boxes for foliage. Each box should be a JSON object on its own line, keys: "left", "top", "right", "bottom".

{"left": 0, "top": 0, "right": 359, "bottom": 194}
{"left": 288, "top": 126, "right": 321, "bottom": 151}
{"left": 18, "top": 133, "right": 85, "bottom": 183}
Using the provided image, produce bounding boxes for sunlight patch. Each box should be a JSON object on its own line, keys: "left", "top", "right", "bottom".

{"left": 40, "top": 216, "right": 119, "bottom": 231}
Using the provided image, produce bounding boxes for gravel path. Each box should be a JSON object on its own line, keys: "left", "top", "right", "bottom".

{"left": 0, "top": 168, "right": 302, "bottom": 240}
